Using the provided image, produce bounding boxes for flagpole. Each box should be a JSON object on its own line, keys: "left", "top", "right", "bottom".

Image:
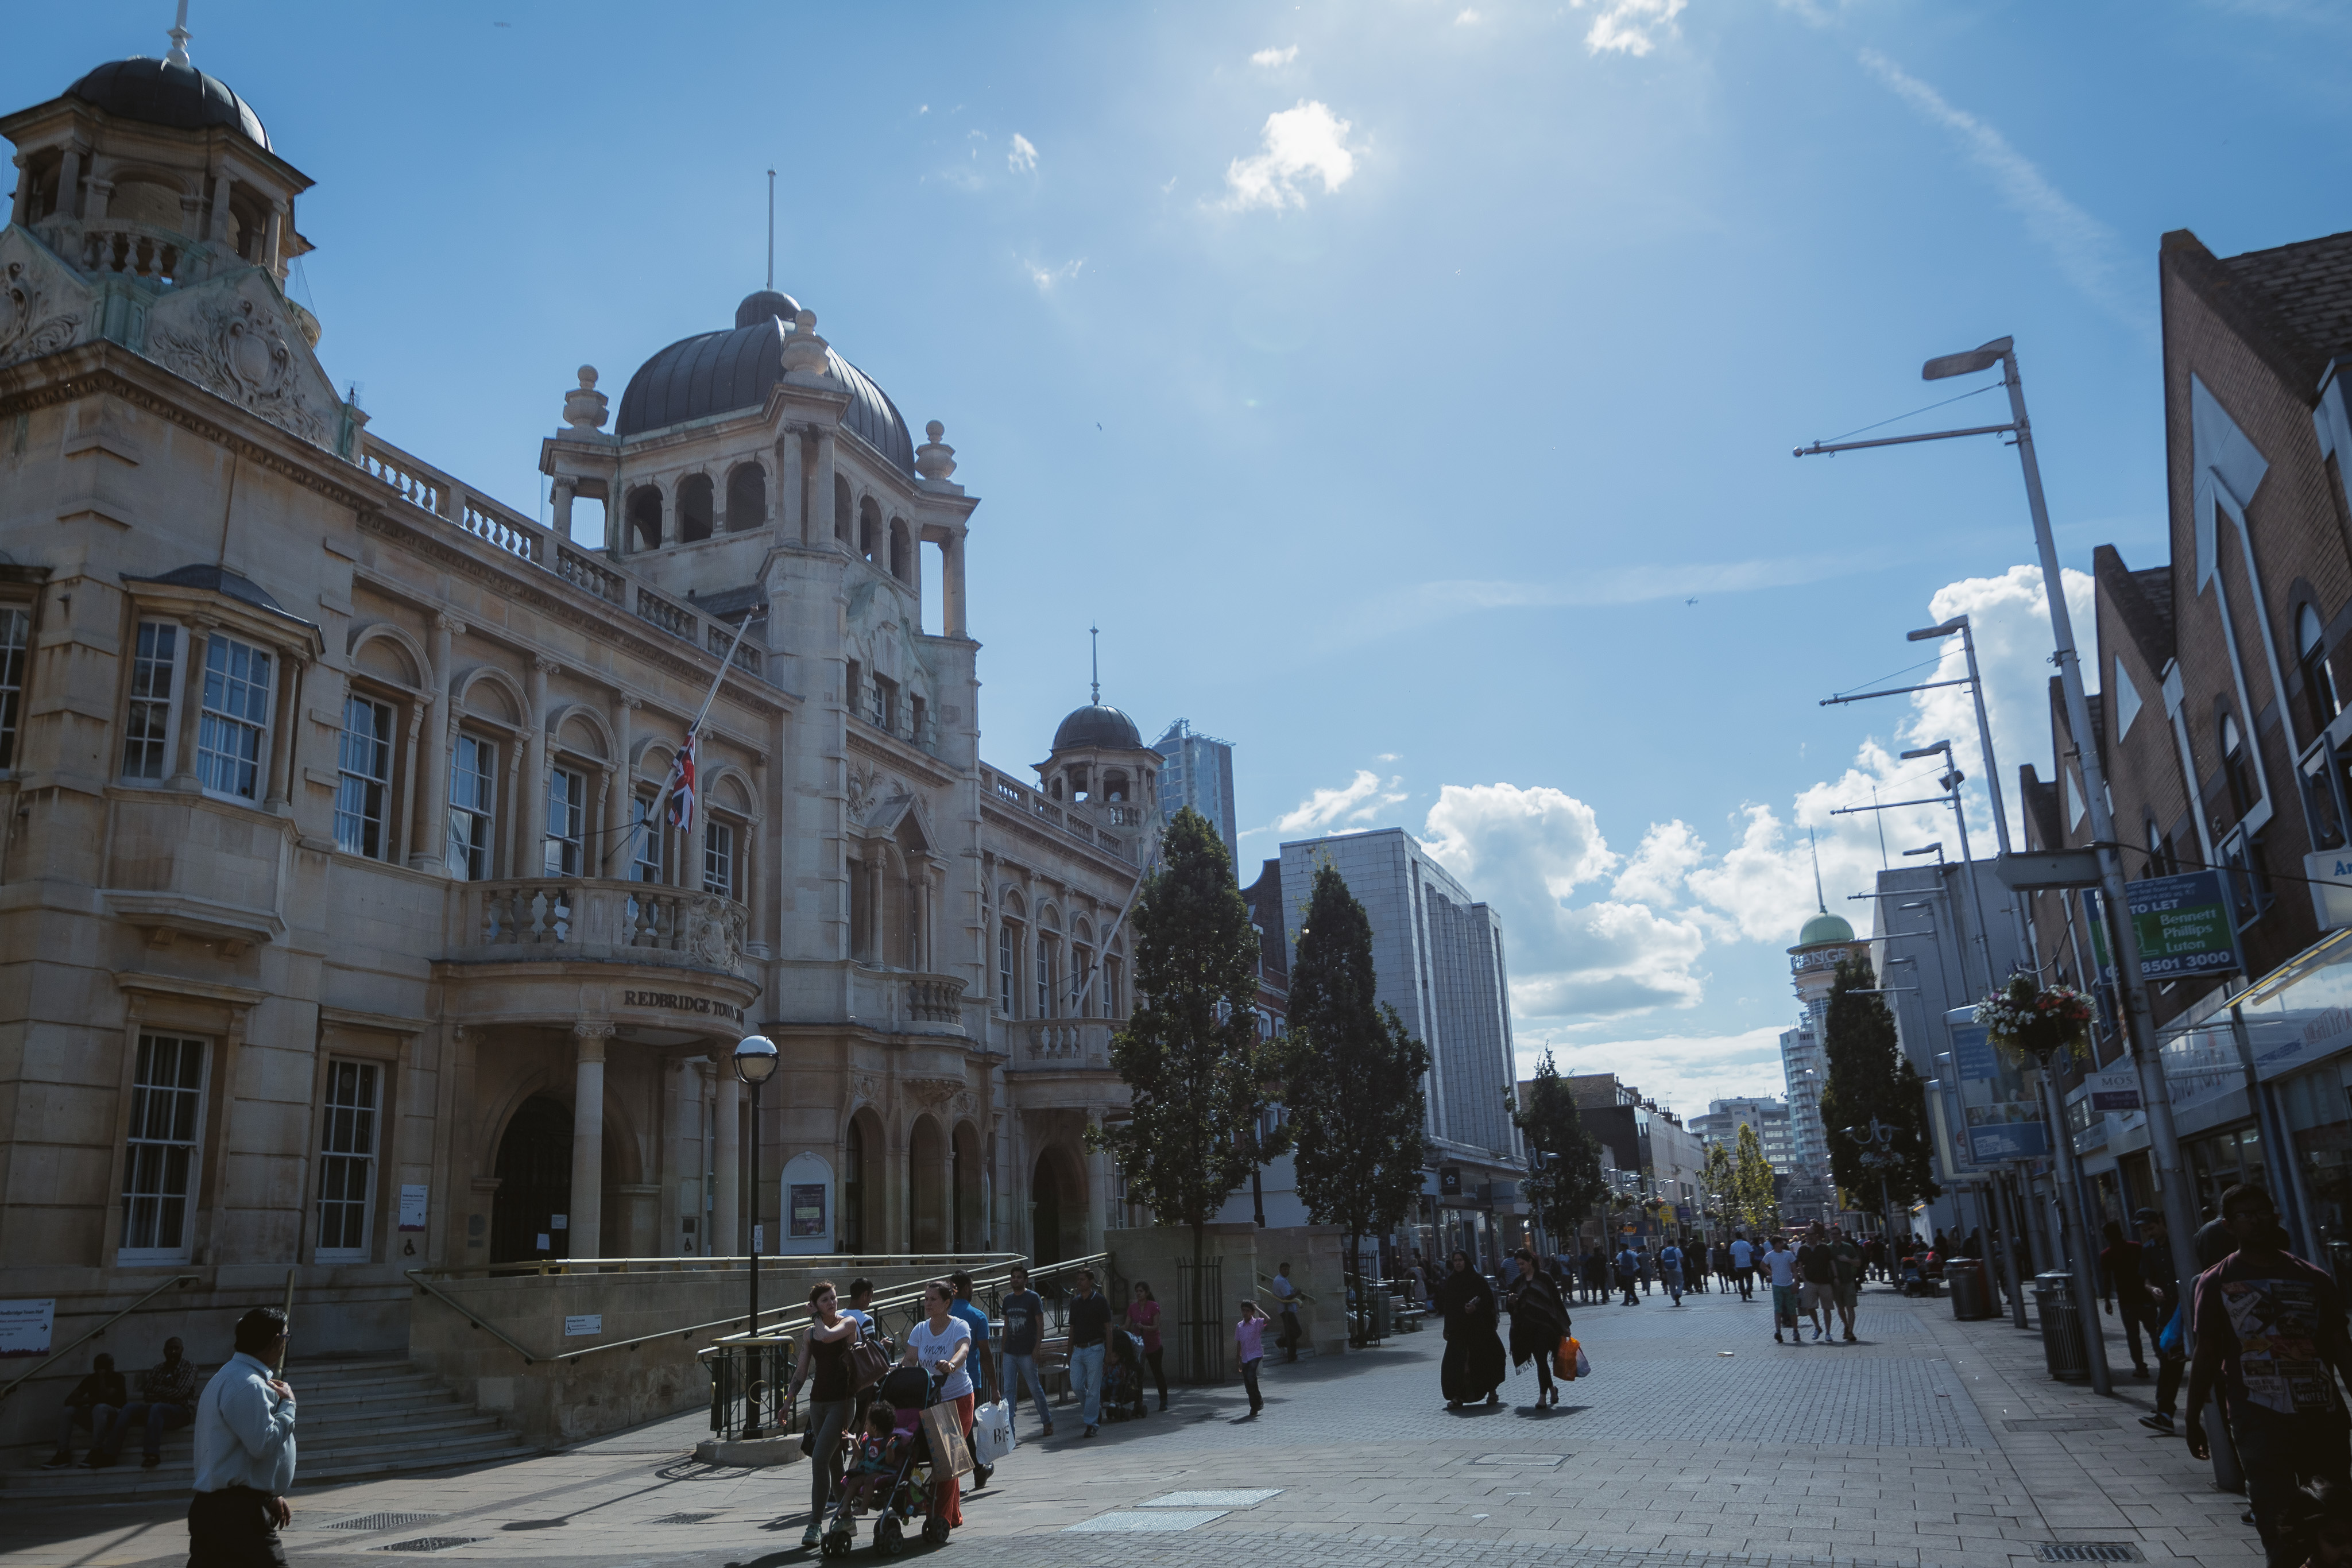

{"left": 631, "top": 601, "right": 764, "bottom": 864}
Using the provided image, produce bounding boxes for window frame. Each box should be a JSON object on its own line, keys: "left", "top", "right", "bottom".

{"left": 703, "top": 816, "right": 736, "bottom": 899}
{"left": 118, "top": 1032, "right": 210, "bottom": 1266}
{"left": 195, "top": 632, "right": 275, "bottom": 803}
{"left": 447, "top": 730, "right": 498, "bottom": 881}
{"left": 0, "top": 602, "right": 29, "bottom": 772}
{"left": 545, "top": 765, "right": 586, "bottom": 878}
{"left": 999, "top": 919, "right": 1019, "bottom": 1017}
{"left": 2301, "top": 602, "right": 2341, "bottom": 741}
{"left": 2221, "top": 710, "right": 2259, "bottom": 818}
{"left": 630, "top": 792, "right": 665, "bottom": 885}
{"left": 313, "top": 1058, "right": 382, "bottom": 1264}
{"left": 335, "top": 692, "right": 396, "bottom": 860}
{"left": 119, "top": 618, "right": 185, "bottom": 784}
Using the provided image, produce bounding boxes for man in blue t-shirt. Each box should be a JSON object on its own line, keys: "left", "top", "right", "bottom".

{"left": 947, "top": 1272, "right": 996, "bottom": 1485}
{"left": 997, "top": 1265, "right": 1052, "bottom": 1438}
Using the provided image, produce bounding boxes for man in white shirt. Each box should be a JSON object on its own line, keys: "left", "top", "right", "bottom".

{"left": 188, "top": 1307, "right": 297, "bottom": 1567}
{"left": 1730, "top": 1234, "right": 1755, "bottom": 1301}
{"left": 1762, "top": 1236, "right": 1802, "bottom": 1344}
{"left": 1271, "top": 1263, "right": 1301, "bottom": 1364}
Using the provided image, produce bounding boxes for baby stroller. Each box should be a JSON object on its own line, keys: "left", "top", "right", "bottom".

{"left": 1101, "top": 1329, "right": 1144, "bottom": 1423}
{"left": 818, "top": 1366, "right": 953, "bottom": 1558}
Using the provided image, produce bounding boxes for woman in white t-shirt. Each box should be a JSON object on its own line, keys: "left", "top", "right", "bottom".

{"left": 900, "top": 1282, "right": 973, "bottom": 1530}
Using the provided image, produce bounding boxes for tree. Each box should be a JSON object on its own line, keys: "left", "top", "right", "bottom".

{"left": 1820, "top": 955, "right": 1941, "bottom": 1227}
{"left": 1283, "top": 861, "right": 1431, "bottom": 1345}
{"left": 1700, "top": 1142, "right": 1735, "bottom": 1230}
{"left": 1503, "top": 1050, "right": 1607, "bottom": 1257}
{"left": 1732, "top": 1122, "right": 1778, "bottom": 1233}
{"left": 1093, "top": 807, "right": 1275, "bottom": 1372}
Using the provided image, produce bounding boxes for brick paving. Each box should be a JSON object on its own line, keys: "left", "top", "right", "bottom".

{"left": 0, "top": 1279, "right": 2268, "bottom": 1567}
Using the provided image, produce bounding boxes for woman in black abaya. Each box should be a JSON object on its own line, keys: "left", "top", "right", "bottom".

{"left": 1434, "top": 1250, "right": 1507, "bottom": 1409}
{"left": 1503, "top": 1245, "right": 1571, "bottom": 1406}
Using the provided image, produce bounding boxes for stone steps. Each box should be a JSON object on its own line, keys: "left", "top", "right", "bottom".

{"left": 2, "top": 1357, "right": 532, "bottom": 1501}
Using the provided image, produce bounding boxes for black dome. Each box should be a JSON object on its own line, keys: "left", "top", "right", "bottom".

{"left": 1053, "top": 704, "right": 1142, "bottom": 752}
{"left": 67, "top": 57, "right": 268, "bottom": 150}
{"left": 614, "top": 297, "right": 915, "bottom": 473}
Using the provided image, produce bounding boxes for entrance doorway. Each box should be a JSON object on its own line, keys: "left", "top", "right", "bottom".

{"left": 1030, "top": 1148, "right": 1084, "bottom": 1267}
{"left": 492, "top": 1095, "right": 573, "bottom": 1264}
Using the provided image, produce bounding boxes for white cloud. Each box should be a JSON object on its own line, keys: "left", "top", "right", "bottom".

{"left": 1251, "top": 44, "right": 1298, "bottom": 67}
{"left": 1533, "top": 1025, "right": 1791, "bottom": 1120}
{"left": 1859, "top": 51, "right": 2137, "bottom": 326}
{"left": 1008, "top": 133, "right": 1038, "bottom": 175}
{"left": 1221, "top": 100, "right": 1359, "bottom": 212}
{"left": 1266, "top": 769, "right": 1408, "bottom": 836}
{"left": 1572, "top": 0, "right": 1688, "bottom": 55}
{"left": 1023, "top": 257, "right": 1085, "bottom": 292}
{"left": 1612, "top": 820, "right": 1703, "bottom": 907}
{"left": 1456, "top": 7, "right": 1483, "bottom": 23}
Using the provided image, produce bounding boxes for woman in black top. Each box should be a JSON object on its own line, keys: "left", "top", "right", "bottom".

{"left": 1434, "top": 1251, "right": 1507, "bottom": 1409}
{"left": 786, "top": 1280, "right": 866, "bottom": 1548}
{"left": 1503, "top": 1247, "right": 1570, "bottom": 1406}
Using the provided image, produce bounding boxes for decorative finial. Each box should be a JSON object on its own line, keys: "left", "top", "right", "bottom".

{"left": 915, "top": 420, "right": 957, "bottom": 482}
{"left": 167, "top": 0, "right": 192, "bottom": 67}
{"left": 780, "top": 309, "right": 831, "bottom": 378}
{"left": 562, "top": 365, "right": 608, "bottom": 431}
{"left": 1809, "top": 828, "right": 1827, "bottom": 915}
{"left": 1090, "top": 624, "right": 1100, "bottom": 705}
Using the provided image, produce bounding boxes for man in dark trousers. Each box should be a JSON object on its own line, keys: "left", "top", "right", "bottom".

{"left": 2137, "top": 1208, "right": 2190, "bottom": 1434}
{"left": 87, "top": 1337, "right": 199, "bottom": 1468}
{"left": 2186, "top": 1184, "right": 2352, "bottom": 1567}
{"left": 41, "top": 1352, "right": 126, "bottom": 1468}
{"left": 188, "top": 1307, "right": 296, "bottom": 1568}
{"left": 2098, "top": 1218, "right": 2152, "bottom": 1379}
{"left": 1614, "top": 1241, "right": 1641, "bottom": 1306}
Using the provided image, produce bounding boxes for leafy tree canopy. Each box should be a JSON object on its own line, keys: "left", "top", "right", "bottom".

{"left": 1820, "top": 955, "right": 1941, "bottom": 1213}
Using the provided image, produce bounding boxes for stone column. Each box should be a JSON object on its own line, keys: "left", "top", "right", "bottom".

{"left": 1086, "top": 1137, "right": 1111, "bottom": 1256}
{"left": 813, "top": 429, "right": 839, "bottom": 548}
{"left": 411, "top": 615, "right": 459, "bottom": 872}
{"left": 569, "top": 1023, "right": 613, "bottom": 1260}
{"left": 550, "top": 479, "right": 576, "bottom": 540}
{"left": 263, "top": 202, "right": 285, "bottom": 272}
{"left": 84, "top": 177, "right": 113, "bottom": 222}
{"left": 263, "top": 653, "right": 300, "bottom": 810}
{"left": 57, "top": 145, "right": 82, "bottom": 223}
{"left": 9, "top": 157, "right": 28, "bottom": 226}
{"left": 206, "top": 170, "right": 234, "bottom": 245}
{"left": 713, "top": 1068, "right": 742, "bottom": 1256}
{"left": 169, "top": 624, "right": 211, "bottom": 791}
{"left": 606, "top": 696, "right": 637, "bottom": 877}
{"left": 521, "top": 657, "right": 553, "bottom": 876}
{"left": 394, "top": 703, "right": 424, "bottom": 866}
{"left": 942, "top": 531, "right": 968, "bottom": 637}
{"left": 776, "top": 429, "right": 803, "bottom": 543}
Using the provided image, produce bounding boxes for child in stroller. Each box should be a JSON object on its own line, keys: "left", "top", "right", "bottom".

{"left": 1102, "top": 1327, "right": 1147, "bottom": 1422}
{"left": 819, "top": 1368, "right": 953, "bottom": 1557}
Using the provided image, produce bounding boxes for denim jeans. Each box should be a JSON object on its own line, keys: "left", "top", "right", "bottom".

{"left": 98, "top": 1401, "right": 191, "bottom": 1459}
{"left": 1000, "top": 1351, "right": 1051, "bottom": 1430}
{"left": 1069, "top": 1343, "right": 1106, "bottom": 1427}
{"left": 1663, "top": 1268, "right": 1683, "bottom": 1304}
{"left": 56, "top": 1403, "right": 117, "bottom": 1451}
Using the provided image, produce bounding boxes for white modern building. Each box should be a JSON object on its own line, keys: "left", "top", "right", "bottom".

{"left": 1689, "top": 1095, "right": 1793, "bottom": 1171}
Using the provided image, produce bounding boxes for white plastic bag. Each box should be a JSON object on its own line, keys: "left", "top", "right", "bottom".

{"left": 1575, "top": 1344, "right": 1593, "bottom": 1379}
{"left": 971, "top": 1398, "right": 1015, "bottom": 1466}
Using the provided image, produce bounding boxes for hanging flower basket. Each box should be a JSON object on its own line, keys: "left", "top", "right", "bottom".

{"left": 1972, "top": 973, "right": 2092, "bottom": 1064}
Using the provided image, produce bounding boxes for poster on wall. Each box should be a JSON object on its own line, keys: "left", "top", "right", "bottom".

{"left": 790, "top": 1184, "right": 827, "bottom": 1239}
{"left": 398, "top": 1185, "right": 428, "bottom": 1232}
{"left": 0, "top": 1299, "right": 54, "bottom": 1358}
{"left": 1947, "top": 1012, "right": 2048, "bottom": 1164}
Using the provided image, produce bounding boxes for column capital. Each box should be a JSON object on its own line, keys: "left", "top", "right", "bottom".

{"left": 574, "top": 1019, "right": 616, "bottom": 1059}
{"left": 532, "top": 653, "right": 562, "bottom": 676}
{"left": 435, "top": 612, "right": 467, "bottom": 636}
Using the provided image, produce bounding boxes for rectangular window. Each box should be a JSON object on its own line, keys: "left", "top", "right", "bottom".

{"left": 446, "top": 733, "right": 496, "bottom": 881}
{"left": 121, "top": 621, "right": 180, "bottom": 780}
{"left": 1036, "top": 937, "right": 1052, "bottom": 1019}
{"left": 545, "top": 767, "right": 585, "bottom": 877}
{"left": 845, "top": 660, "right": 862, "bottom": 721}
{"left": 873, "top": 675, "right": 897, "bottom": 732}
{"left": 999, "top": 924, "right": 1017, "bottom": 1016}
{"left": 335, "top": 695, "right": 394, "bottom": 858}
{"left": 315, "top": 1059, "right": 380, "bottom": 1261}
{"left": 196, "top": 634, "right": 272, "bottom": 800}
{"left": 1102, "top": 958, "right": 1117, "bottom": 1019}
{"left": 703, "top": 819, "right": 735, "bottom": 898}
{"left": 631, "top": 794, "right": 663, "bottom": 883}
{"left": 120, "top": 1033, "right": 207, "bottom": 1263}
{"left": 910, "top": 694, "right": 927, "bottom": 746}
{"left": 0, "top": 605, "right": 27, "bottom": 770}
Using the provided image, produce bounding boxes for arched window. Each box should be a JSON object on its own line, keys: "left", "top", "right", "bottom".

{"left": 834, "top": 474, "right": 853, "bottom": 543}
{"left": 676, "top": 473, "right": 714, "bottom": 544}
{"left": 626, "top": 485, "right": 662, "bottom": 551}
{"left": 858, "top": 497, "right": 881, "bottom": 563}
{"left": 999, "top": 921, "right": 1018, "bottom": 1016}
{"left": 842, "top": 1118, "right": 866, "bottom": 1253}
{"left": 2301, "top": 603, "right": 2339, "bottom": 738}
{"left": 2221, "top": 711, "right": 2258, "bottom": 816}
{"left": 1036, "top": 908, "right": 1059, "bottom": 1018}
{"left": 889, "top": 518, "right": 912, "bottom": 583}
{"left": 1104, "top": 771, "right": 1129, "bottom": 803}
{"left": 726, "top": 463, "right": 766, "bottom": 533}
{"left": 1067, "top": 765, "right": 1090, "bottom": 802}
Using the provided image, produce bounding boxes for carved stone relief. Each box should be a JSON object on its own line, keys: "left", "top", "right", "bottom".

{"left": 0, "top": 255, "right": 82, "bottom": 367}
{"left": 147, "top": 285, "right": 330, "bottom": 445}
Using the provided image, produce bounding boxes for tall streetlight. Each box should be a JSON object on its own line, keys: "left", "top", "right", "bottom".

{"left": 1799, "top": 336, "right": 2202, "bottom": 1360}
{"left": 1844, "top": 1117, "right": 1901, "bottom": 1242}
{"left": 732, "top": 1033, "right": 779, "bottom": 1436}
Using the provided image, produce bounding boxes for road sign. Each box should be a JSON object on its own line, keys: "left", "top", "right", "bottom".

{"left": 2123, "top": 870, "right": 2241, "bottom": 979}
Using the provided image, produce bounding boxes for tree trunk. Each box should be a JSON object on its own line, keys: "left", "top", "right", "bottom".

{"left": 1347, "top": 1231, "right": 1362, "bottom": 1348}
{"left": 1192, "top": 1221, "right": 1206, "bottom": 1384}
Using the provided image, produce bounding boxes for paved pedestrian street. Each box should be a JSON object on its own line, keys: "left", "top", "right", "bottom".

{"left": 0, "top": 1282, "right": 2265, "bottom": 1568}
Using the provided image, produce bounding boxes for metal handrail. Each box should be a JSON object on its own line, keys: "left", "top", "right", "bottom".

{"left": 408, "top": 1250, "right": 1022, "bottom": 1284}
{"left": 1256, "top": 1270, "right": 1318, "bottom": 1305}
{"left": 0, "top": 1275, "right": 199, "bottom": 1405}
{"left": 708, "top": 1252, "right": 1111, "bottom": 1352}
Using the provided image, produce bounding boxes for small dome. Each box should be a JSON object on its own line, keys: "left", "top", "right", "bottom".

{"left": 614, "top": 297, "right": 914, "bottom": 472}
{"left": 1052, "top": 704, "right": 1142, "bottom": 752}
{"left": 1797, "top": 911, "right": 1856, "bottom": 947}
{"left": 67, "top": 57, "right": 268, "bottom": 150}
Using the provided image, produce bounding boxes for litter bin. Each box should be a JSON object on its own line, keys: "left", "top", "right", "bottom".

{"left": 2033, "top": 1270, "right": 2089, "bottom": 1382}
{"left": 1373, "top": 1288, "right": 1394, "bottom": 1339}
{"left": 1947, "top": 1258, "right": 1995, "bottom": 1321}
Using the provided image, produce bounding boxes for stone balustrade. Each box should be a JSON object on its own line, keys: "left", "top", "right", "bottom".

{"left": 979, "top": 768, "right": 1136, "bottom": 864}
{"left": 906, "top": 973, "right": 968, "bottom": 1023}
{"left": 1023, "top": 1020, "right": 1111, "bottom": 1064}
{"left": 555, "top": 541, "right": 625, "bottom": 605}
{"left": 457, "top": 876, "right": 749, "bottom": 977}
{"left": 72, "top": 219, "right": 207, "bottom": 286}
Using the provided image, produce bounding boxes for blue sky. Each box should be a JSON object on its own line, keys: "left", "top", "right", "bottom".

{"left": 20, "top": 1, "right": 2352, "bottom": 1112}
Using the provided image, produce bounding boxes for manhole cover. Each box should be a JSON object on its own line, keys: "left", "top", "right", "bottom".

{"left": 328, "top": 1515, "right": 446, "bottom": 1532}
{"left": 2004, "top": 1418, "right": 2119, "bottom": 1433}
{"left": 1065, "top": 1510, "right": 1228, "bottom": 1533}
{"left": 651, "top": 1512, "right": 721, "bottom": 1524}
{"left": 1472, "top": 1453, "right": 1564, "bottom": 1467}
{"left": 2033, "top": 1547, "right": 2144, "bottom": 1563}
{"left": 376, "top": 1538, "right": 484, "bottom": 1554}
{"left": 1140, "top": 1490, "right": 1281, "bottom": 1508}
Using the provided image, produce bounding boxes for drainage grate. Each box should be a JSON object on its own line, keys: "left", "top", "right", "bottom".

{"left": 2003, "top": 1418, "right": 2119, "bottom": 1433}
{"left": 328, "top": 1515, "right": 446, "bottom": 1532}
{"left": 376, "top": 1538, "right": 485, "bottom": 1553}
{"left": 650, "top": 1513, "right": 721, "bottom": 1525}
{"left": 2033, "top": 1547, "right": 2144, "bottom": 1563}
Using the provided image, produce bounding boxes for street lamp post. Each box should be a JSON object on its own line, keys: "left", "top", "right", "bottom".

{"left": 1844, "top": 1118, "right": 1900, "bottom": 1245}
{"left": 732, "top": 1033, "right": 780, "bottom": 1437}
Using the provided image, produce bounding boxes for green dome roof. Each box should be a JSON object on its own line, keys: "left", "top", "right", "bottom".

{"left": 1797, "top": 911, "right": 1856, "bottom": 946}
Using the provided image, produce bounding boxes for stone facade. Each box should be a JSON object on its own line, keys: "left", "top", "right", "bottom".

{"left": 0, "top": 40, "right": 1148, "bottom": 1439}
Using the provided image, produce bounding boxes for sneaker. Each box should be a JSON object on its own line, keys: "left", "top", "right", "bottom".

{"left": 1042, "top": 1424, "right": 1054, "bottom": 1437}
{"left": 2138, "top": 1412, "right": 2175, "bottom": 1433}
{"left": 802, "top": 1522, "right": 822, "bottom": 1548}
{"left": 2132, "top": 1366, "right": 2151, "bottom": 1380}
{"left": 1844, "top": 1331, "right": 1857, "bottom": 1343}
{"left": 40, "top": 1452, "right": 72, "bottom": 1470}
{"left": 1082, "top": 1424, "right": 1097, "bottom": 1439}
{"left": 1774, "top": 1333, "right": 1784, "bottom": 1342}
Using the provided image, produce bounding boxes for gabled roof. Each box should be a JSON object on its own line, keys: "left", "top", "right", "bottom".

{"left": 2164, "top": 227, "right": 2352, "bottom": 397}
{"left": 2095, "top": 544, "right": 2175, "bottom": 677}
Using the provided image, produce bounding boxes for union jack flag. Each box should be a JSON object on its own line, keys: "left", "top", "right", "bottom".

{"left": 666, "top": 731, "right": 697, "bottom": 832}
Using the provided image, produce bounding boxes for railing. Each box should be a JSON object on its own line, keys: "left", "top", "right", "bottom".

{"left": 1022, "top": 1020, "right": 1109, "bottom": 1063}
{"left": 461, "top": 495, "right": 540, "bottom": 563}
{"left": 74, "top": 220, "right": 207, "bottom": 286}
{"left": 0, "top": 1275, "right": 199, "bottom": 1406}
{"left": 706, "top": 621, "right": 763, "bottom": 677}
{"left": 636, "top": 585, "right": 697, "bottom": 642}
{"left": 554, "top": 540, "right": 625, "bottom": 604}
{"left": 458, "top": 877, "right": 749, "bottom": 978}
{"left": 699, "top": 1252, "right": 1109, "bottom": 1440}
{"left": 907, "top": 974, "right": 968, "bottom": 1023}
{"left": 979, "top": 767, "right": 1136, "bottom": 863}
{"left": 361, "top": 442, "right": 443, "bottom": 514}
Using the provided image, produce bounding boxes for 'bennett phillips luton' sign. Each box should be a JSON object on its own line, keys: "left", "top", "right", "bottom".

{"left": 2122, "top": 870, "right": 2242, "bottom": 981}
